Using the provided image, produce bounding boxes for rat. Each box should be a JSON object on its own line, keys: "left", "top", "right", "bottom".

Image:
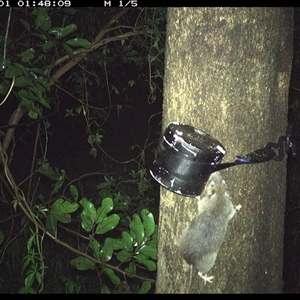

{"left": 179, "top": 171, "right": 236, "bottom": 287}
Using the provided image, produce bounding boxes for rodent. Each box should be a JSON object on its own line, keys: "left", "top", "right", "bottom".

{"left": 179, "top": 171, "right": 236, "bottom": 286}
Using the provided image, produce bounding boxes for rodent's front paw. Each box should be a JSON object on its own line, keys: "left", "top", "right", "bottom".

{"left": 197, "top": 272, "right": 214, "bottom": 284}
{"left": 235, "top": 204, "right": 242, "bottom": 211}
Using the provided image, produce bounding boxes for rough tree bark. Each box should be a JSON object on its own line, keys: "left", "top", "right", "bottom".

{"left": 156, "top": 7, "right": 293, "bottom": 293}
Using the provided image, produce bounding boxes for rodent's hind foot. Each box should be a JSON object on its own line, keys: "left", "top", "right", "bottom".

{"left": 198, "top": 272, "right": 214, "bottom": 284}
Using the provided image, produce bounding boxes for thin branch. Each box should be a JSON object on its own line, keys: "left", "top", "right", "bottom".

{"left": 0, "top": 139, "right": 156, "bottom": 284}
{"left": 53, "top": 83, "right": 131, "bottom": 111}
{"left": 45, "top": 229, "right": 156, "bottom": 284}
{"left": 47, "top": 8, "right": 131, "bottom": 85}
{"left": 45, "top": 28, "right": 151, "bottom": 76}
{"left": 1, "top": 8, "right": 131, "bottom": 164}
{"left": 0, "top": 8, "right": 157, "bottom": 285}
{"left": 1, "top": 104, "right": 26, "bottom": 156}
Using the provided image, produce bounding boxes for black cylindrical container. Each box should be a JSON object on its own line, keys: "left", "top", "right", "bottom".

{"left": 149, "top": 122, "right": 226, "bottom": 197}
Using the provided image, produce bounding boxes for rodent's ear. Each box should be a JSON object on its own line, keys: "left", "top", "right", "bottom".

{"left": 207, "top": 190, "right": 216, "bottom": 198}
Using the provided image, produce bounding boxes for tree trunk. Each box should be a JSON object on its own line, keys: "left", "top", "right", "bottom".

{"left": 156, "top": 7, "right": 293, "bottom": 293}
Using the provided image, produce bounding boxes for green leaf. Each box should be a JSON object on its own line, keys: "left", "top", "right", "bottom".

{"left": 42, "top": 40, "right": 56, "bottom": 53}
{"left": 137, "top": 281, "right": 151, "bottom": 294}
{"left": 135, "top": 253, "right": 156, "bottom": 271}
{"left": 28, "top": 86, "right": 51, "bottom": 109}
{"left": 51, "top": 211, "right": 70, "bottom": 224}
{"left": 18, "top": 89, "right": 35, "bottom": 101}
{"left": 35, "top": 271, "right": 43, "bottom": 284}
{"left": 18, "top": 48, "right": 35, "bottom": 63}
{"left": 65, "top": 38, "right": 91, "bottom": 49}
{"left": 29, "top": 68, "right": 44, "bottom": 75}
{"left": 116, "top": 249, "right": 131, "bottom": 262}
{"left": 98, "top": 189, "right": 112, "bottom": 200}
{"left": 125, "top": 262, "right": 136, "bottom": 274}
{"left": 24, "top": 272, "right": 35, "bottom": 290}
{"left": 111, "top": 238, "right": 123, "bottom": 250}
{"left": 32, "top": 32, "right": 48, "bottom": 41}
{"left": 52, "top": 170, "right": 66, "bottom": 194}
{"left": 101, "top": 237, "right": 113, "bottom": 262}
{"left": 14, "top": 76, "right": 33, "bottom": 88}
{"left": 5, "top": 65, "right": 24, "bottom": 78}
{"left": 28, "top": 111, "right": 38, "bottom": 119}
{"left": 40, "top": 15, "right": 52, "bottom": 31}
{"left": 22, "top": 256, "right": 31, "bottom": 273}
{"left": 47, "top": 27, "right": 63, "bottom": 38}
{"left": 141, "top": 209, "right": 155, "bottom": 237}
{"left": 121, "top": 231, "right": 133, "bottom": 252}
{"left": 71, "top": 256, "right": 95, "bottom": 271}
{"left": 45, "top": 213, "right": 57, "bottom": 236}
{"left": 70, "top": 185, "right": 78, "bottom": 202}
{"left": 38, "top": 97, "right": 51, "bottom": 109}
{"left": 95, "top": 214, "right": 120, "bottom": 234}
{"left": 20, "top": 99, "right": 40, "bottom": 114}
{"left": 50, "top": 198, "right": 79, "bottom": 223}
{"left": 48, "top": 23, "right": 78, "bottom": 39}
{"left": 113, "top": 200, "right": 129, "bottom": 212}
{"left": 35, "top": 8, "right": 47, "bottom": 28}
{"left": 63, "top": 43, "right": 74, "bottom": 57}
{"left": 38, "top": 163, "right": 60, "bottom": 180}
{"left": 101, "top": 285, "right": 110, "bottom": 294}
{"left": 147, "top": 231, "right": 157, "bottom": 249}
{"left": 29, "top": 86, "right": 42, "bottom": 99}
{"left": 130, "top": 214, "right": 145, "bottom": 245}
{"left": 61, "top": 23, "right": 78, "bottom": 37}
{"left": 140, "top": 245, "right": 157, "bottom": 260}
{"left": 35, "top": 77, "right": 50, "bottom": 93}
{"left": 89, "top": 237, "right": 101, "bottom": 260}
{"left": 0, "top": 82, "right": 8, "bottom": 96}
{"left": 20, "top": 19, "right": 30, "bottom": 31}
{"left": 96, "top": 197, "right": 114, "bottom": 223}
{"left": 33, "top": 7, "right": 52, "bottom": 31}
{"left": 80, "top": 198, "right": 97, "bottom": 232}
{"left": 52, "top": 198, "right": 79, "bottom": 214}
{"left": 19, "top": 286, "right": 35, "bottom": 294}
{"left": 13, "top": 63, "right": 27, "bottom": 73}
{"left": 26, "top": 233, "right": 35, "bottom": 251}
{"left": 105, "top": 268, "right": 120, "bottom": 285}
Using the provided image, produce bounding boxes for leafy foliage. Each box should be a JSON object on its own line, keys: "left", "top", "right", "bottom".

{"left": 0, "top": 7, "right": 165, "bottom": 293}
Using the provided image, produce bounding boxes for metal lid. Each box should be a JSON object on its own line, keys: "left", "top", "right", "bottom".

{"left": 149, "top": 122, "right": 226, "bottom": 197}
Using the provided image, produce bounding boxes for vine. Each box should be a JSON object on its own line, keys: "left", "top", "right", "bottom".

{"left": 0, "top": 7, "right": 165, "bottom": 293}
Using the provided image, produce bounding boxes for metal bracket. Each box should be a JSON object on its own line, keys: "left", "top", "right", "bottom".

{"left": 235, "top": 124, "right": 296, "bottom": 163}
